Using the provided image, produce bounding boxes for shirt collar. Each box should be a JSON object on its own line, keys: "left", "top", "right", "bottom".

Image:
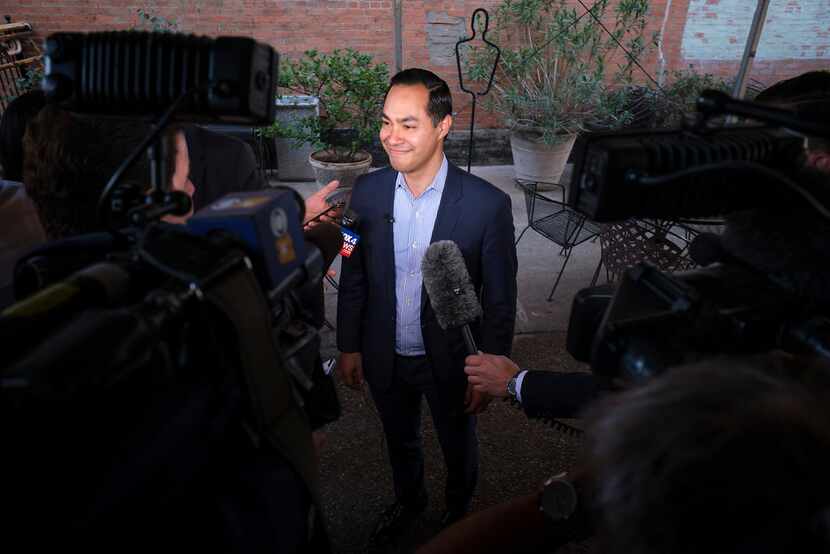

{"left": 395, "top": 155, "right": 448, "bottom": 196}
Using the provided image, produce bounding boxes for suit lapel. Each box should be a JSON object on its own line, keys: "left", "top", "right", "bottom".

{"left": 429, "top": 163, "right": 463, "bottom": 244}
{"left": 421, "top": 163, "right": 463, "bottom": 313}
{"left": 379, "top": 171, "right": 397, "bottom": 309}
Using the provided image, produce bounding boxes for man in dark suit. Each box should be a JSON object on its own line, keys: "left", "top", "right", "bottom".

{"left": 336, "top": 68, "right": 517, "bottom": 546}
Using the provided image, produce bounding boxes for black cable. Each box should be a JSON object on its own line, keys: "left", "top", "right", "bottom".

{"left": 96, "top": 84, "right": 207, "bottom": 229}
{"left": 303, "top": 202, "right": 344, "bottom": 228}
{"left": 635, "top": 160, "right": 830, "bottom": 220}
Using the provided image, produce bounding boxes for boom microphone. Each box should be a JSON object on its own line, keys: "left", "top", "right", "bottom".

{"left": 421, "top": 240, "right": 482, "bottom": 355}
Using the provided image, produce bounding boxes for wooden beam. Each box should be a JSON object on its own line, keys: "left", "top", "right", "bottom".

{"left": 0, "top": 55, "right": 42, "bottom": 71}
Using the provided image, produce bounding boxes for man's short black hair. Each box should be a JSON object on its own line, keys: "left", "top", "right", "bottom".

{"left": 387, "top": 68, "right": 452, "bottom": 126}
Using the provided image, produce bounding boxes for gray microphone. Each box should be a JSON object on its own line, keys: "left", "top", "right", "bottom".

{"left": 422, "top": 240, "right": 482, "bottom": 355}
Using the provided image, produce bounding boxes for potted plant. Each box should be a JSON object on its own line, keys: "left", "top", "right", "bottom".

{"left": 651, "top": 68, "right": 733, "bottom": 128}
{"left": 466, "top": 0, "right": 657, "bottom": 186}
{"left": 261, "top": 49, "right": 389, "bottom": 189}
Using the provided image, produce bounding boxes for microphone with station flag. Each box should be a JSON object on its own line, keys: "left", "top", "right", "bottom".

{"left": 339, "top": 207, "right": 361, "bottom": 259}
{"left": 421, "top": 240, "right": 482, "bottom": 355}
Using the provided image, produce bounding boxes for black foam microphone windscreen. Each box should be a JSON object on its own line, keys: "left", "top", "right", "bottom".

{"left": 421, "top": 240, "right": 482, "bottom": 354}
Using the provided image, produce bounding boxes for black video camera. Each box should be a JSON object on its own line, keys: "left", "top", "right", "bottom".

{"left": 0, "top": 31, "right": 335, "bottom": 551}
{"left": 565, "top": 89, "right": 830, "bottom": 386}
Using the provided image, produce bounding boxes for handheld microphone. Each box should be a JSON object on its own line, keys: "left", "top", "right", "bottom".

{"left": 339, "top": 208, "right": 361, "bottom": 258}
{"left": 421, "top": 240, "right": 482, "bottom": 355}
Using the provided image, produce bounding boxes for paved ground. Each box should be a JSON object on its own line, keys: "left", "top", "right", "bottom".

{"left": 279, "top": 166, "right": 601, "bottom": 553}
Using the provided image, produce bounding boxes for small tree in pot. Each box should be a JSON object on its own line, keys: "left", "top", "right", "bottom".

{"left": 465, "top": 0, "right": 657, "bottom": 186}
{"left": 262, "top": 49, "right": 389, "bottom": 189}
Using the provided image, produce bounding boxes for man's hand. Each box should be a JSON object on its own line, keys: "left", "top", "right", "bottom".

{"left": 464, "top": 353, "right": 520, "bottom": 398}
{"left": 465, "top": 382, "right": 492, "bottom": 414}
{"left": 304, "top": 180, "right": 341, "bottom": 226}
{"left": 337, "top": 351, "right": 364, "bottom": 390}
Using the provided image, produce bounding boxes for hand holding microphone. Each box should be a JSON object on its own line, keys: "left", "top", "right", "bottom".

{"left": 303, "top": 180, "right": 343, "bottom": 228}
{"left": 422, "top": 240, "right": 491, "bottom": 414}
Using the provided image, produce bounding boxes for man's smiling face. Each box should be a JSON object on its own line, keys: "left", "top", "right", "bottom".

{"left": 379, "top": 83, "right": 450, "bottom": 177}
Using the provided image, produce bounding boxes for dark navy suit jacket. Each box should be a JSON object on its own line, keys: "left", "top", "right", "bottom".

{"left": 337, "top": 163, "right": 518, "bottom": 399}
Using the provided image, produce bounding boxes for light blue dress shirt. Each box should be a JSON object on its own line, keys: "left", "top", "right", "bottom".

{"left": 393, "top": 156, "right": 448, "bottom": 356}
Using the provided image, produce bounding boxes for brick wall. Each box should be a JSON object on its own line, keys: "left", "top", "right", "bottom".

{"left": 677, "top": 0, "right": 829, "bottom": 88}
{"left": 5, "top": 0, "right": 828, "bottom": 129}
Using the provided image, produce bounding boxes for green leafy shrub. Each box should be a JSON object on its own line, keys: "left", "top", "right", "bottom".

{"left": 261, "top": 49, "right": 389, "bottom": 163}
{"left": 465, "top": 0, "right": 658, "bottom": 144}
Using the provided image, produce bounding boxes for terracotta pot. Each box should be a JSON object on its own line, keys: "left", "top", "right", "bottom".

{"left": 308, "top": 150, "right": 373, "bottom": 191}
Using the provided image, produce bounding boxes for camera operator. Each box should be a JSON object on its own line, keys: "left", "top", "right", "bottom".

{"left": 11, "top": 102, "right": 343, "bottom": 552}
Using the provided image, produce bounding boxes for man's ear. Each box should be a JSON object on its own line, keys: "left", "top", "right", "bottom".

{"left": 437, "top": 114, "right": 452, "bottom": 141}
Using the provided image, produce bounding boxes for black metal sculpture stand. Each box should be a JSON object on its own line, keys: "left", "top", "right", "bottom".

{"left": 455, "top": 8, "right": 500, "bottom": 173}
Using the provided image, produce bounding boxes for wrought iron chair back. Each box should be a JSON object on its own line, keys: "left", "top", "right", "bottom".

{"left": 599, "top": 219, "right": 698, "bottom": 284}
{"left": 515, "top": 180, "right": 602, "bottom": 301}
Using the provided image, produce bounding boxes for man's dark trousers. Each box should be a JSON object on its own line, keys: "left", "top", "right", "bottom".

{"left": 369, "top": 354, "right": 477, "bottom": 512}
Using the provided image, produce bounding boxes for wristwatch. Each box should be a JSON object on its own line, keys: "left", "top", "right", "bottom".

{"left": 507, "top": 375, "right": 519, "bottom": 399}
{"left": 539, "top": 472, "right": 579, "bottom": 522}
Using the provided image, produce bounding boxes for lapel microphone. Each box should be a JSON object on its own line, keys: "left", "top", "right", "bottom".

{"left": 384, "top": 214, "right": 395, "bottom": 224}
